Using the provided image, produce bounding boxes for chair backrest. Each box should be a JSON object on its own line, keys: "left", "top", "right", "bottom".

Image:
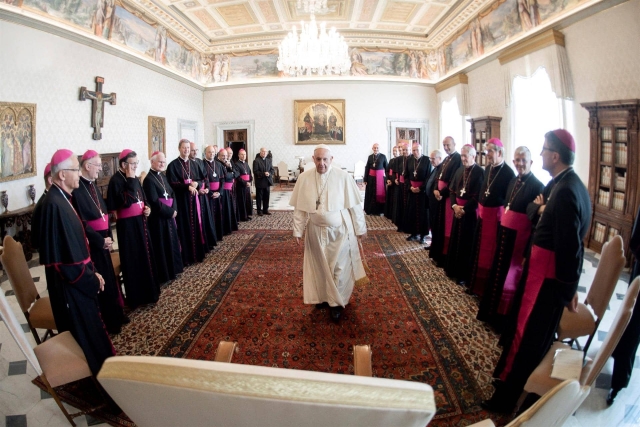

{"left": 353, "top": 160, "right": 366, "bottom": 178}
{"left": 99, "top": 356, "right": 436, "bottom": 427}
{"left": 586, "top": 235, "right": 625, "bottom": 318}
{"left": 139, "top": 170, "right": 147, "bottom": 184}
{"left": 277, "top": 161, "right": 289, "bottom": 178}
{"left": 581, "top": 276, "right": 640, "bottom": 387}
{"left": 1, "top": 235, "right": 38, "bottom": 314}
{"left": 507, "top": 379, "right": 590, "bottom": 427}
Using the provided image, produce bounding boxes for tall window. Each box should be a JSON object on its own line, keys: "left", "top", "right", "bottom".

{"left": 511, "top": 67, "right": 563, "bottom": 183}
{"left": 440, "top": 97, "right": 469, "bottom": 146}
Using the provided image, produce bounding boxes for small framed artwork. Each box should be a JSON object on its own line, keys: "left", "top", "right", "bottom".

{"left": 0, "top": 102, "right": 37, "bottom": 183}
{"left": 148, "top": 116, "right": 166, "bottom": 157}
{"left": 294, "top": 99, "right": 345, "bottom": 145}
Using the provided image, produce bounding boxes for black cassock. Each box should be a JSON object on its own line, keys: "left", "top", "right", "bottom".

{"left": 384, "top": 157, "right": 397, "bottom": 219}
{"left": 430, "top": 152, "right": 462, "bottom": 266}
{"left": 143, "top": 169, "right": 184, "bottom": 283}
{"left": 490, "top": 168, "right": 590, "bottom": 410}
{"left": 445, "top": 164, "right": 483, "bottom": 283}
{"left": 31, "top": 190, "right": 47, "bottom": 250}
{"left": 73, "top": 177, "right": 126, "bottom": 334}
{"left": 477, "top": 172, "right": 543, "bottom": 331}
{"left": 217, "top": 158, "right": 239, "bottom": 235}
{"left": 166, "top": 158, "right": 209, "bottom": 266}
{"left": 107, "top": 172, "right": 159, "bottom": 309}
{"left": 234, "top": 160, "right": 253, "bottom": 221}
{"left": 403, "top": 155, "right": 433, "bottom": 236}
{"left": 364, "top": 153, "right": 387, "bottom": 215}
{"left": 468, "top": 163, "right": 515, "bottom": 296}
{"left": 194, "top": 158, "right": 219, "bottom": 251}
{"left": 39, "top": 185, "right": 115, "bottom": 374}
{"left": 427, "top": 163, "right": 443, "bottom": 256}
{"left": 203, "top": 159, "right": 225, "bottom": 240}
{"left": 392, "top": 156, "right": 409, "bottom": 231}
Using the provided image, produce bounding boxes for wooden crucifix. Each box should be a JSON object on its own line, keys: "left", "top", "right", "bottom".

{"left": 79, "top": 76, "right": 116, "bottom": 140}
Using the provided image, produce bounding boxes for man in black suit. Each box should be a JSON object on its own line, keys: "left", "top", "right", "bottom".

{"left": 253, "top": 147, "right": 274, "bottom": 216}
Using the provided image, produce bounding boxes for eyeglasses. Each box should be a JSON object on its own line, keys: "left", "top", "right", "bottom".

{"left": 62, "top": 168, "right": 80, "bottom": 173}
{"left": 87, "top": 162, "right": 102, "bottom": 168}
{"left": 540, "top": 146, "right": 557, "bottom": 154}
{"left": 126, "top": 162, "right": 139, "bottom": 166}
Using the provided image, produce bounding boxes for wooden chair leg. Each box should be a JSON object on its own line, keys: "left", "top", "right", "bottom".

{"left": 41, "top": 375, "right": 77, "bottom": 427}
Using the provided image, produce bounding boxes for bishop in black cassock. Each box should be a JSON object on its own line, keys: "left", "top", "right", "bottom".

{"left": 74, "top": 150, "right": 126, "bottom": 334}
{"left": 403, "top": 144, "right": 433, "bottom": 243}
{"left": 107, "top": 149, "right": 159, "bottom": 309}
{"left": 430, "top": 137, "right": 462, "bottom": 267}
{"left": 40, "top": 149, "right": 115, "bottom": 375}
{"left": 167, "top": 141, "right": 209, "bottom": 266}
{"left": 143, "top": 151, "right": 184, "bottom": 283}
{"left": 217, "top": 149, "right": 239, "bottom": 235}
{"left": 234, "top": 149, "right": 253, "bottom": 221}
{"left": 203, "top": 146, "right": 225, "bottom": 240}
{"left": 191, "top": 141, "right": 218, "bottom": 250}
{"left": 364, "top": 143, "right": 387, "bottom": 215}
{"left": 425, "top": 150, "right": 443, "bottom": 253}
{"left": 384, "top": 146, "right": 399, "bottom": 219}
{"left": 392, "top": 145, "right": 409, "bottom": 232}
{"left": 484, "top": 130, "right": 590, "bottom": 414}
{"left": 467, "top": 139, "right": 515, "bottom": 296}
{"left": 477, "top": 147, "right": 543, "bottom": 331}
{"left": 445, "top": 145, "right": 483, "bottom": 284}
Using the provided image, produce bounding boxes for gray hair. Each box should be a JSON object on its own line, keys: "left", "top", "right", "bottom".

{"left": 514, "top": 146, "right": 531, "bottom": 160}
{"left": 51, "top": 157, "right": 73, "bottom": 175}
{"left": 462, "top": 145, "right": 477, "bottom": 157}
{"left": 431, "top": 149, "right": 444, "bottom": 159}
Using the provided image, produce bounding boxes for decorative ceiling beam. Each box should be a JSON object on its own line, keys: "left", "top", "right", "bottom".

{"left": 498, "top": 29, "right": 565, "bottom": 65}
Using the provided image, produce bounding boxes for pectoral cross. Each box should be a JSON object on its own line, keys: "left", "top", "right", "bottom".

{"left": 505, "top": 204, "right": 510, "bottom": 213}
{"left": 460, "top": 188, "right": 466, "bottom": 196}
{"left": 439, "top": 172, "right": 443, "bottom": 179}
{"left": 413, "top": 171, "right": 417, "bottom": 177}
{"left": 137, "top": 198, "right": 144, "bottom": 209}
{"left": 79, "top": 76, "right": 116, "bottom": 140}
{"left": 485, "top": 189, "right": 491, "bottom": 197}
{"left": 100, "top": 210, "right": 106, "bottom": 220}
{"left": 163, "top": 190, "right": 169, "bottom": 200}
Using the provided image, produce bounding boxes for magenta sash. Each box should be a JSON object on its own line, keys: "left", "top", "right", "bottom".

{"left": 117, "top": 203, "right": 143, "bottom": 219}
{"left": 240, "top": 174, "right": 250, "bottom": 181}
{"left": 410, "top": 180, "right": 424, "bottom": 188}
{"left": 455, "top": 197, "right": 467, "bottom": 206}
{"left": 159, "top": 198, "right": 174, "bottom": 208}
{"left": 500, "top": 245, "right": 555, "bottom": 380}
{"left": 369, "top": 169, "right": 386, "bottom": 203}
{"left": 439, "top": 180, "right": 453, "bottom": 254}
{"left": 471, "top": 205, "right": 505, "bottom": 295}
{"left": 194, "top": 192, "right": 204, "bottom": 244}
{"left": 497, "top": 210, "right": 533, "bottom": 315}
{"left": 389, "top": 169, "right": 393, "bottom": 176}
{"left": 86, "top": 214, "right": 109, "bottom": 231}
{"left": 223, "top": 182, "right": 233, "bottom": 190}
{"left": 210, "top": 181, "right": 220, "bottom": 191}
{"left": 399, "top": 175, "right": 405, "bottom": 183}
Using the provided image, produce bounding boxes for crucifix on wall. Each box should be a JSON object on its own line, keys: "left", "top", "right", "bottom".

{"left": 79, "top": 76, "right": 116, "bottom": 140}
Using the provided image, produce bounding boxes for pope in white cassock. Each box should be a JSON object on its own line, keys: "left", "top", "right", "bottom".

{"left": 290, "top": 145, "right": 369, "bottom": 322}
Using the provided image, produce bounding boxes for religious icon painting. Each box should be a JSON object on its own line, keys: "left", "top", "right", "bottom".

{"left": 148, "top": 116, "right": 166, "bottom": 158}
{"left": 294, "top": 99, "right": 345, "bottom": 145}
{"left": 0, "top": 102, "right": 37, "bottom": 183}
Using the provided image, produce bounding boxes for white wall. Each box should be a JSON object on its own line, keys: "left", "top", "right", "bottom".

{"left": 0, "top": 20, "right": 204, "bottom": 211}
{"left": 465, "top": 0, "right": 640, "bottom": 183}
{"left": 202, "top": 82, "right": 438, "bottom": 170}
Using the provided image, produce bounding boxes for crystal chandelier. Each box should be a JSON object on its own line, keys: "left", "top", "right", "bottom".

{"left": 296, "top": 0, "right": 327, "bottom": 15}
{"left": 277, "top": 14, "right": 351, "bottom": 77}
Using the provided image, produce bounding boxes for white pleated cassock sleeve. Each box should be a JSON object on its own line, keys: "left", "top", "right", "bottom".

{"left": 290, "top": 166, "right": 368, "bottom": 307}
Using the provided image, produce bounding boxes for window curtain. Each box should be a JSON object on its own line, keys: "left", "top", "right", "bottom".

{"left": 438, "top": 83, "right": 470, "bottom": 117}
{"left": 503, "top": 43, "right": 574, "bottom": 107}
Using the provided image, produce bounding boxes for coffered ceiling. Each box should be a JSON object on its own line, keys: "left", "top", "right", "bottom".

{"left": 147, "top": 0, "right": 491, "bottom": 53}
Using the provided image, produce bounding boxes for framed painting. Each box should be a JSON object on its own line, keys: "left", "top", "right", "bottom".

{"left": 0, "top": 102, "right": 36, "bottom": 183}
{"left": 148, "top": 116, "right": 166, "bottom": 157}
{"left": 294, "top": 99, "right": 345, "bottom": 145}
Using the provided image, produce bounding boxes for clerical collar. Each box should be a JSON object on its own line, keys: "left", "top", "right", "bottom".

{"left": 492, "top": 160, "right": 504, "bottom": 168}
{"left": 180, "top": 156, "right": 189, "bottom": 162}
{"left": 80, "top": 175, "right": 94, "bottom": 183}
{"left": 150, "top": 168, "right": 161, "bottom": 174}
{"left": 553, "top": 167, "right": 572, "bottom": 181}
{"left": 52, "top": 183, "right": 72, "bottom": 199}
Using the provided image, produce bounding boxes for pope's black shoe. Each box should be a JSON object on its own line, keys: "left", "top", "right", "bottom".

{"left": 315, "top": 302, "right": 329, "bottom": 309}
{"left": 330, "top": 306, "right": 343, "bottom": 322}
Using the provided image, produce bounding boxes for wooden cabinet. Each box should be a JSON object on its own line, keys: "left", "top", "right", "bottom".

{"left": 467, "top": 116, "right": 501, "bottom": 167}
{"left": 582, "top": 99, "right": 640, "bottom": 265}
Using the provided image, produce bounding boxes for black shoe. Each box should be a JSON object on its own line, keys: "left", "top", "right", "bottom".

{"left": 419, "top": 236, "right": 427, "bottom": 244}
{"left": 315, "top": 302, "right": 329, "bottom": 309}
{"left": 258, "top": 212, "right": 263, "bottom": 216}
{"left": 481, "top": 398, "right": 513, "bottom": 414}
{"left": 457, "top": 280, "right": 467, "bottom": 287}
{"left": 263, "top": 212, "right": 272, "bottom": 215}
{"left": 108, "top": 326, "right": 122, "bottom": 335}
{"left": 606, "top": 388, "right": 620, "bottom": 406}
{"left": 424, "top": 245, "right": 431, "bottom": 250}
{"left": 247, "top": 216, "right": 252, "bottom": 220}
{"left": 330, "top": 306, "right": 343, "bottom": 322}
{"left": 122, "top": 315, "right": 131, "bottom": 324}
{"left": 406, "top": 235, "right": 419, "bottom": 241}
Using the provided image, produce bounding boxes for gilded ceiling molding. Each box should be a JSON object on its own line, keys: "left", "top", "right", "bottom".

{"left": 434, "top": 73, "right": 468, "bottom": 93}
{"left": 498, "top": 29, "right": 565, "bottom": 65}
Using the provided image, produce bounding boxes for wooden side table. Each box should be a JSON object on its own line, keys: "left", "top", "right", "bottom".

{"left": 0, "top": 204, "right": 35, "bottom": 262}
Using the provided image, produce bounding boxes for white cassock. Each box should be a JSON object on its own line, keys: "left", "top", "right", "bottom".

{"left": 290, "top": 165, "right": 368, "bottom": 307}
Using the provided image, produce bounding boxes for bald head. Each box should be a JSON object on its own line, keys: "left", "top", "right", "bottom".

{"left": 204, "top": 145, "right": 216, "bottom": 161}
{"left": 189, "top": 142, "right": 198, "bottom": 160}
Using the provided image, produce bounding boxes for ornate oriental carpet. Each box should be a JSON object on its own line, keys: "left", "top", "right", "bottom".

{"left": 34, "top": 212, "right": 512, "bottom": 426}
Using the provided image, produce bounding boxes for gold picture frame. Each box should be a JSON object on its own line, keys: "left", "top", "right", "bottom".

{"left": 294, "top": 99, "right": 345, "bottom": 145}
{"left": 0, "top": 102, "right": 37, "bottom": 183}
{"left": 148, "top": 116, "right": 166, "bottom": 158}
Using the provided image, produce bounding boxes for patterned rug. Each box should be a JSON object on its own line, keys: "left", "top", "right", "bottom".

{"left": 34, "top": 211, "right": 513, "bottom": 427}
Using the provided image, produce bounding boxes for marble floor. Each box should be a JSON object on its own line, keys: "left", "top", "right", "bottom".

{"left": 0, "top": 190, "right": 639, "bottom": 427}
